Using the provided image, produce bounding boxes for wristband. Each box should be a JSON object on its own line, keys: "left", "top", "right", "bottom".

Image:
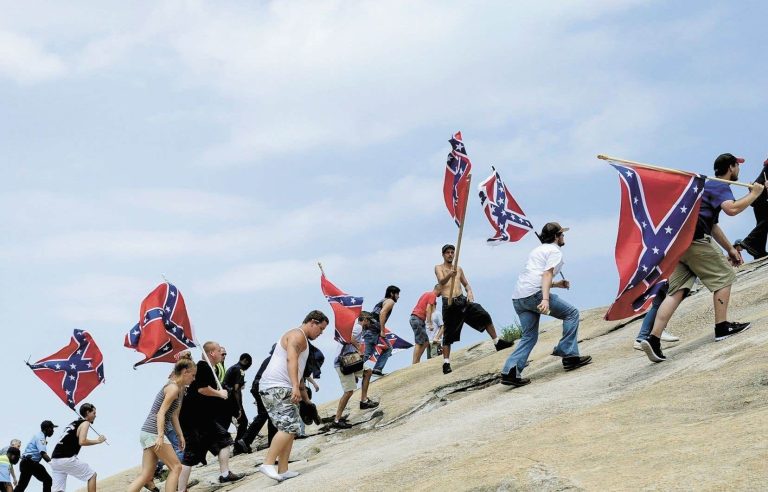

{"left": 543, "top": 298, "right": 549, "bottom": 301}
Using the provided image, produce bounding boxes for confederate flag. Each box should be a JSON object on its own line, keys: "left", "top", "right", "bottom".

{"left": 443, "top": 131, "right": 473, "bottom": 227}
{"left": 478, "top": 166, "right": 533, "bottom": 244}
{"left": 27, "top": 329, "right": 105, "bottom": 409}
{"left": 320, "top": 274, "right": 363, "bottom": 343}
{"left": 605, "top": 162, "right": 705, "bottom": 320}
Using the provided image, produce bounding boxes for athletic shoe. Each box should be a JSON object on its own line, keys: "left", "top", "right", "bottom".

{"left": 280, "top": 471, "right": 300, "bottom": 480}
{"left": 258, "top": 464, "right": 284, "bottom": 482}
{"left": 371, "top": 369, "right": 386, "bottom": 376}
{"left": 218, "top": 472, "right": 244, "bottom": 483}
{"left": 715, "top": 321, "right": 751, "bottom": 341}
{"left": 442, "top": 362, "right": 452, "bottom": 374}
{"left": 500, "top": 372, "right": 531, "bottom": 387}
{"left": 359, "top": 399, "right": 379, "bottom": 410}
{"left": 660, "top": 330, "right": 680, "bottom": 342}
{"left": 562, "top": 355, "right": 592, "bottom": 371}
{"left": 331, "top": 420, "right": 352, "bottom": 429}
{"left": 495, "top": 339, "right": 514, "bottom": 351}
{"left": 633, "top": 339, "right": 643, "bottom": 350}
{"left": 640, "top": 335, "right": 666, "bottom": 362}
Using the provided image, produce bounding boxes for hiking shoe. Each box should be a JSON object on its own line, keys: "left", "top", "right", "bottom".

{"left": 633, "top": 339, "right": 643, "bottom": 350}
{"left": 371, "top": 369, "right": 386, "bottom": 376}
{"left": 331, "top": 420, "right": 352, "bottom": 429}
{"left": 218, "top": 472, "right": 244, "bottom": 483}
{"left": 660, "top": 330, "right": 680, "bottom": 342}
{"left": 715, "top": 321, "right": 751, "bottom": 341}
{"left": 563, "top": 355, "right": 592, "bottom": 371}
{"left": 258, "top": 464, "right": 283, "bottom": 482}
{"left": 442, "top": 362, "right": 452, "bottom": 374}
{"left": 495, "top": 339, "right": 514, "bottom": 351}
{"left": 640, "top": 335, "right": 666, "bottom": 362}
{"left": 500, "top": 372, "right": 531, "bottom": 387}
{"left": 359, "top": 399, "right": 379, "bottom": 410}
{"left": 279, "top": 470, "right": 300, "bottom": 480}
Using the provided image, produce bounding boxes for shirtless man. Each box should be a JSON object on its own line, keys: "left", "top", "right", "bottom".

{"left": 435, "top": 244, "right": 512, "bottom": 374}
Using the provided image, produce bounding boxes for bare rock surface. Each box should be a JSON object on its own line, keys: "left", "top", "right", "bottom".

{"left": 90, "top": 260, "right": 768, "bottom": 491}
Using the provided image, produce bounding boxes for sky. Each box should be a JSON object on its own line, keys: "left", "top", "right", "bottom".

{"left": 3, "top": 0, "right": 768, "bottom": 486}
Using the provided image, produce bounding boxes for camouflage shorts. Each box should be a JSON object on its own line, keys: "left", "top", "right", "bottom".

{"left": 260, "top": 387, "right": 302, "bottom": 435}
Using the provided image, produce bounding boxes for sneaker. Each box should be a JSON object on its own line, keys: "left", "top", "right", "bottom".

{"left": 218, "top": 472, "right": 244, "bottom": 483}
{"left": 562, "top": 355, "right": 592, "bottom": 371}
{"left": 371, "top": 369, "right": 386, "bottom": 376}
{"left": 715, "top": 321, "right": 751, "bottom": 341}
{"left": 495, "top": 339, "right": 513, "bottom": 351}
{"left": 331, "top": 420, "right": 352, "bottom": 429}
{"left": 500, "top": 372, "right": 531, "bottom": 387}
{"left": 640, "top": 335, "right": 666, "bottom": 362}
{"left": 442, "top": 362, "right": 452, "bottom": 374}
{"left": 633, "top": 339, "right": 643, "bottom": 351}
{"left": 660, "top": 330, "right": 680, "bottom": 342}
{"left": 258, "top": 464, "right": 284, "bottom": 482}
{"left": 280, "top": 470, "right": 300, "bottom": 480}
{"left": 359, "top": 399, "right": 379, "bottom": 410}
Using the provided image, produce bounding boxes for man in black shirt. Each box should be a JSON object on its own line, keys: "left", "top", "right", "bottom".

{"left": 735, "top": 157, "right": 768, "bottom": 259}
{"left": 235, "top": 345, "right": 277, "bottom": 455}
{"left": 49, "top": 403, "right": 106, "bottom": 492}
{"left": 178, "top": 341, "right": 243, "bottom": 488}
{"left": 223, "top": 353, "right": 253, "bottom": 445}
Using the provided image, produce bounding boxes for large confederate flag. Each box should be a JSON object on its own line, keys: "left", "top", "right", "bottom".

{"left": 605, "top": 162, "right": 705, "bottom": 320}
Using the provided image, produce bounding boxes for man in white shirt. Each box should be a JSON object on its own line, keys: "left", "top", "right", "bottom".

{"left": 500, "top": 223, "right": 592, "bottom": 387}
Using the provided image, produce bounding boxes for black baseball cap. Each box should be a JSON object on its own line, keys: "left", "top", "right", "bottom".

{"left": 713, "top": 153, "right": 745, "bottom": 175}
{"left": 40, "top": 420, "right": 57, "bottom": 430}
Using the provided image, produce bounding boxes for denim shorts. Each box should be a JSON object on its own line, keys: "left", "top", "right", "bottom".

{"left": 139, "top": 430, "right": 159, "bottom": 449}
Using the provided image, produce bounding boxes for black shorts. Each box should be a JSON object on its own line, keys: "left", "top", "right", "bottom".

{"left": 442, "top": 296, "right": 492, "bottom": 345}
{"left": 181, "top": 421, "right": 233, "bottom": 466}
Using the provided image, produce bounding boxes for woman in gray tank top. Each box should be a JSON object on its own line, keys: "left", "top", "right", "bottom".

{"left": 127, "top": 358, "right": 197, "bottom": 492}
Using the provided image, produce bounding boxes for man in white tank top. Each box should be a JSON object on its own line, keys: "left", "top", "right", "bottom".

{"left": 258, "top": 310, "right": 328, "bottom": 482}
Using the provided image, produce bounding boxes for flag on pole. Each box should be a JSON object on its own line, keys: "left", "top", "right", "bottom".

{"left": 124, "top": 282, "right": 196, "bottom": 368}
{"left": 443, "top": 131, "right": 473, "bottom": 226}
{"left": 365, "top": 328, "right": 413, "bottom": 363}
{"left": 320, "top": 274, "right": 364, "bottom": 343}
{"left": 478, "top": 167, "right": 534, "bottom": 243}
{"left": 27, "top": 329, "right": 105, "bottom": 409}
{"left": 605, "top": 162, "right": 705, "bottom": 320}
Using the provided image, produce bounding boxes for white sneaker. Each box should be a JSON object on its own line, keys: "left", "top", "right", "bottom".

{"left": 633, "top": 340, "right": 643, "bottom": 350}
{"left": 661, "top": 330, "right": 680, "bottom": 342}
{"left": 280, "top": 470, "right": 300, "bottom": 480}
{"left": 258, "top": 464, "right": 284, "bottom": 482}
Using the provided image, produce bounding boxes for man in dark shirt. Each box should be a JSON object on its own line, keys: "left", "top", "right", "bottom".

{"left": 641, "top": 153, "right": 764, "bottom": 362}
{"left": 49, "top": 403, "right": 106, "bottom": 492}
{"left": 178, "top": 341, "right": 243, "bottom": 488}
{"left": 223, "top": 353, "right": 253, "bottom": 445}
{"left": 735, "top": 157, "right": 768, "bottom": 259}
{"left": 235, "top": 345, "right": 276, "bottom": 455}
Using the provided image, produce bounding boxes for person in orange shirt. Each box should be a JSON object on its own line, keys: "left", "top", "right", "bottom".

{"left": 410, "top": 285, "right": 440, "bottom": 364}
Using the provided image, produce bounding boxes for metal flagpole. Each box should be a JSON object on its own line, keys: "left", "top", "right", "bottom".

{"left": 448, "top": 174, "right": 472, "bottom": 306}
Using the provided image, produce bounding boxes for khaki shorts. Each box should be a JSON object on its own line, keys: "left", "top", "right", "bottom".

{"left": 668, "top": 238, "right": 736, "bottom": 295}
{"left": 335, "top": 366, "right": 363, "bottom": 393}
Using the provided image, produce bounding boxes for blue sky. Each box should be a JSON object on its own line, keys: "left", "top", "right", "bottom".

{"left": 3, "top": 1, "right": 768, "bottom": 484}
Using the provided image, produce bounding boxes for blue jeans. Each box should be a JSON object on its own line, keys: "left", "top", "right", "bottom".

{"left": 502, "top": 291, "right": 580, "bottom": 377}
{"left": 363, "top": 329, "right": 392, "bottom": 372}
{"left": 635, "top": 287, "right": 667, "bottom": 341}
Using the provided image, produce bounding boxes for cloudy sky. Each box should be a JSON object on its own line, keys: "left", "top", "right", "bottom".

{"left": 3, "top": 0, "right": 767, "bottom": 483}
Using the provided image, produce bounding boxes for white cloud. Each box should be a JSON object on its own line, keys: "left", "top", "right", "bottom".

{"left": 0, "top": 30, "right": 66, "bottom": 83}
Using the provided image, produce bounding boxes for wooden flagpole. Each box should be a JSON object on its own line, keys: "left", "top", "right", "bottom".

{"left": 448, "top": 174, "right": 472, "bottom": 306}
{"left": 598, "top": 154, "right": 753, "bottom": 188}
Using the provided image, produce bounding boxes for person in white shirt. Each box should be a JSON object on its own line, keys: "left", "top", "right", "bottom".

{"left": 500, "top": 223, "right": 592, "bottom": 387}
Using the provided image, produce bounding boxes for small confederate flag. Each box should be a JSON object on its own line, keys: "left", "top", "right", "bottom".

{"left": 605, "top": 162, "right": 705, "bottom": 320}
{"left": 27, "top": 329, "right": 105, "bottom": 409}
{"left": 443, "top": 131, "right": 473, "bottom": 227}
{"left": 124, "top": 282, "right": 196, "bottom": 368}
{"left": 320, "top": 274, "right": 363, "bottom": 343}
{"left": 366, "top": 329, "right": 413, "bottom": 363}
{"left": 478, "top": 167, "right": 533, "bottom": 243}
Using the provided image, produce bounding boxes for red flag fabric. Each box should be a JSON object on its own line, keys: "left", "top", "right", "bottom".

{"left": 320, "top": 274, "right": 363, "bottom": 343}
{"left": 27, "top": 329, "right": 105, "bottom": 409}
{"left": 478, "top": 167, "right": 534, "bottom": 243}
{"left": 443, "top": 131, "right": 473, "bottom": 227}
{"left": 364, "top": 328, "right": 414, "bottom": 363}
{"left": 605, "top": 162, "right": 705, "bottom": 320}
{"left": 124, "top": 282, "right": 196, "bottom": 367}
